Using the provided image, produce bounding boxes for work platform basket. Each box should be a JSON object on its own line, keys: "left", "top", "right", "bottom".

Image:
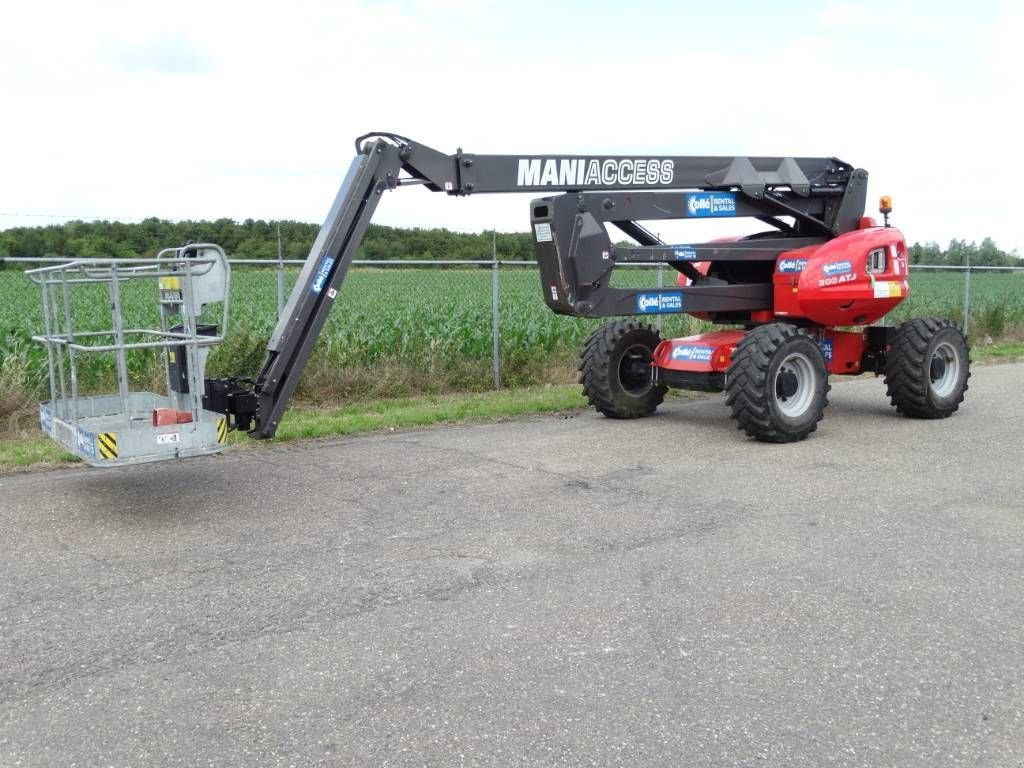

{"left": 26, "top": 244, "right": 233, "bottom": 467}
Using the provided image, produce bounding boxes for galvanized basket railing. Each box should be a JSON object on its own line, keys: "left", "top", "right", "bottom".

{"left": 24, "top": 244, "right": 232, "bottom": 466}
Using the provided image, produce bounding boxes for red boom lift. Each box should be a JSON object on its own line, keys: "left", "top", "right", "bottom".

{"left": 32, "top": 133, "right": 971, "bottom": 465}
{"left": 225, "top": 133, "right": 967, "bottom": 443}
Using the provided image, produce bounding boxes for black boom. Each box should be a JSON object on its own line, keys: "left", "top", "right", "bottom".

{"left": 243, "top": 134, "right": 867, "bottom": 439}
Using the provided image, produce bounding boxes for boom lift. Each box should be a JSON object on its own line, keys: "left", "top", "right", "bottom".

{"left": 235, "top": 131, "right": 969, "bottom": 443}
{"left": 33, "top": 132, "right": 971, "bottom": 463}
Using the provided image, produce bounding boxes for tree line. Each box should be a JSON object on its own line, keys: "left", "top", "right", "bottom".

{"left": 0, "top": 219, "right": 535, "bottom": 262}
{"left": 0, "top": 218, "right": 1020, "bottom": 266}
{"left": 907, "top": 238, "right": 1020, "bottom": 267}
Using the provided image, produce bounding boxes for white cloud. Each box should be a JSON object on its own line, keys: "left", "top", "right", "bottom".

{"left": 0, "top": 1, "right": 1021, "bottom": 255}
{"left": 816, "top": 3, "right": 859, "bottom": 28}
{"left": 105, "top": 35, "right": 218, "bottom": 76}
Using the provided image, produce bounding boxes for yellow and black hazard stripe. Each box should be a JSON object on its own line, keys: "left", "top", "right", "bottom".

{"left": 97, "top": 432, "right": 118, "bottom": 460}
{"left": 216, "top": 418, "right": 228, "bottom": 444}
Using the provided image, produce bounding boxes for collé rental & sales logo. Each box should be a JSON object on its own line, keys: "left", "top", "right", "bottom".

{"left": 819, "top": 339, "right": 833, "bottom": 361}
{"left": 636, "top": 292, "right": 684, "bottom": 314}
{"left": 822, "top": 260, "right": 852, "bottom": 276}
{"left": 777, "top": 258, "right": 807, "bottom": 273}
{"left": 310, "top": 255, "right": 336, "bottom": 294}
{"left": 685, "top": 192, "right": 737, "bottom": 217}
{"left": 671, "top": 345, "right": 713, "bottom": 362}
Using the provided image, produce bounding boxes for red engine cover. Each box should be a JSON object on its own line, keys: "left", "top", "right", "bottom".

{"left": 654, "top": 328, "right": 869, "bottom": 377}
{"left": 653, "top": 330, "right": 745, "bottom": 373}
{"left": 773, "top": 227, "right": 909, "bottom": 326}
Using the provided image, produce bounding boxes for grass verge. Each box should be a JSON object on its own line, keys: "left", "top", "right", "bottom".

{"left": 264, "top": 385, "right": 587, "bottom": 442}
{"left": 2, "top": 341, "right": 1021, "bottom": 475}
{"left": 0, "top": 385, "right": 589, "bottom": 475}
{"left": 973, "top": 341, "right": 1024, "bottom": 362}
{"left": 0, "top": 437, "right": 79, "bottom": 474}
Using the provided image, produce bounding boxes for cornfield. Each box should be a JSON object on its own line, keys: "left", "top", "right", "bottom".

{"left": 1, "top": 265, "right": 1021, "bottom": 405}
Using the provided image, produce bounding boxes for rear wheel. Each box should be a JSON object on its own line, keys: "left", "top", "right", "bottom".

{"left": 884, "top": 318, "right": 970, "bottom": 418}
{"left": 725, "top": 323, "right": 830, "bottom": 442}
{"left": 579, "top": 320, "right": 666, "bottom": 418}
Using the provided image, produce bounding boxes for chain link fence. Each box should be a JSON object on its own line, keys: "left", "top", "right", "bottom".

{"left": 3, "top": 256, "right": 1023, "bottom": 402}
{"left": 217, "top": 259, "right": 703, "bottom": 397}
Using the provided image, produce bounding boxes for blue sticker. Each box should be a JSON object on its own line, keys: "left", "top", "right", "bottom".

{"left": 822, "top": 260, "right": 852, "bottom": 276}
{"left": 39, "top": 405, "right": 53, "bottom": 435}
{"left": 671, "top": 345, "right": 713, "bottom": 362}
{"left": 310, "top": 255, "right": 336, "bottom": 294}
{"left": 636, "top": 292, "right": 683, "bottom": 314}
{"left": 819, "top": 339, "right": 833, "bottom": 361}
{"left": 686, "top": 192, "right": 737, "bottom": 217}
{"left": 672, "top": 245, "right": 699, "bottom": 260}
{"left": 77, "top": 428, "right": 96, "bottom": 459}
{"left": 777, "top": 258, "right": 808, "bottom": 274}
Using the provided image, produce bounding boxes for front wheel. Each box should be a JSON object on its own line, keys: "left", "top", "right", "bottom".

{"left": 884, "top": 318, "right": 970, "bottom": 418}
{"left": 725, "top": 323, "right": 830, "bottom": 443}
{"left": 579, "top": 320, "right": 666, "bottom": 419}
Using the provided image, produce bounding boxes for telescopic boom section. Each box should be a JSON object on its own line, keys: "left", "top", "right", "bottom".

{"left": 247, "top": 134, "right": 865, "bottom": 439}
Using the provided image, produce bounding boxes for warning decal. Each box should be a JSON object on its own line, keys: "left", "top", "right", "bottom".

{"left": 873, "top": 281, "right": 904, "bottom": 299}
{"left": 97, "top": 432, "right": 118, "bottom": 460}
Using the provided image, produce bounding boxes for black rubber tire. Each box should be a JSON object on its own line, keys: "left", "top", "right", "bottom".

{"left": 884, "top": 318, "right": 970, "bottom": 418}
{"left": 725, "top": 323, "right": 830, "bottom": 443}
{"left": 579, "top": 319, "right": 666, "bottom": 419}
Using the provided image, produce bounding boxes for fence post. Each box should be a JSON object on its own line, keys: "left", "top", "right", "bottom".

{"left": 276, "top": 222, "right": 285, "bottom": 319}
{"left": 656, "top": 263, "right": 664, "bottom": 333}
{"left": 491, "top": 232, "right": 501, "bottom": 390}
{"left": 962, "top": 252, "right": 971, "bottom": 336}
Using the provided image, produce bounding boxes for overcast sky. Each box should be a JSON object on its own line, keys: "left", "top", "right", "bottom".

{"left": 2, "top": 0, "right": 1021, "bottom": 253}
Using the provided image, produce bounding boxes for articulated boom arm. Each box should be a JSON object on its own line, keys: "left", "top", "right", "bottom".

{"left": 244, "top": 133, "right": 867, "bottom": 439}
{"left": 360, "top": 132, "right": 855, "bottom": 201}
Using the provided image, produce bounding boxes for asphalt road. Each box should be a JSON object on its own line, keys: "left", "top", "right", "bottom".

{"left": 1, "top": 364, "right": 1022, "bottom": 767}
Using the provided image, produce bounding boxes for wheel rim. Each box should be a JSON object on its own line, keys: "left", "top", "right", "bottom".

{"left": 929, "top": 340, "right": 960, "bottom": 398}
{"left": 618, "top": 343, "right": 653, "bottom": 396}
{"left": 774, "top": 352, "right": 816, "bottom": 417}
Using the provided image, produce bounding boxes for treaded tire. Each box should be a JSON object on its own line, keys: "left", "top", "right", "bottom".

{"left": 884, "top": 318, "right": 970, "bottom": 418}
{"left": 579, "top": 319, "right": 666, "bottom": 419}
{"left": 725, "top": 323, "right": 830, "bottom": 443}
